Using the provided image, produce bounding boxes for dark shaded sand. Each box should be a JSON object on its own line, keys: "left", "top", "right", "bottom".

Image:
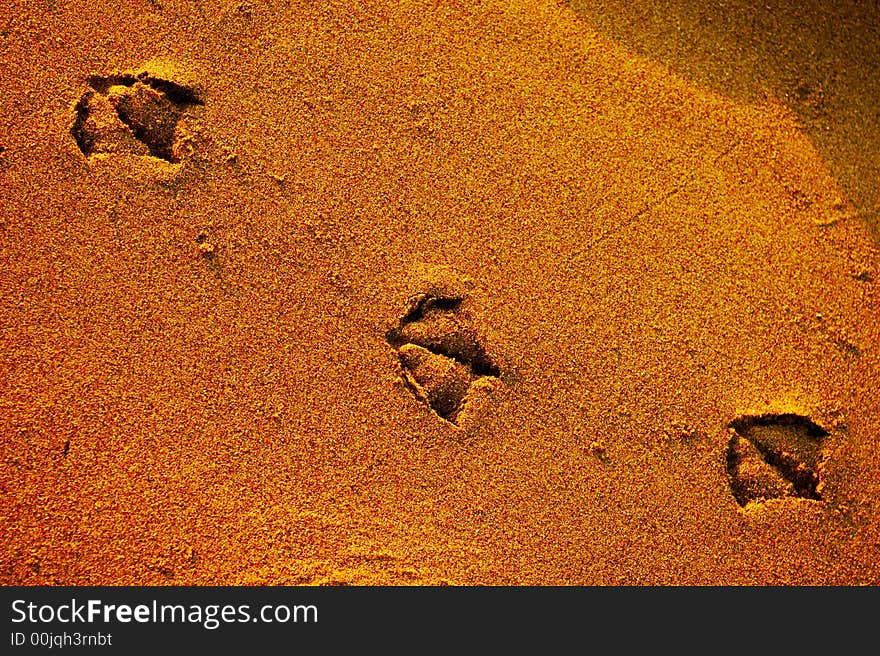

{"left": 1, "top": 0, "right": 878, "bottom": 584}
{"left": 572, "top": 0, "right": 880, "bottom": 242}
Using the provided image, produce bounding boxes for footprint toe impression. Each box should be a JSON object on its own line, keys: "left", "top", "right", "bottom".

{"left": 726, "top": 413, "right": 828, "bottom": 508}
{"left": 398, "top": 344, "right": 472, "bottom": 420}
{"left": 387, "top": 294, "right": 501, "bottom": 427}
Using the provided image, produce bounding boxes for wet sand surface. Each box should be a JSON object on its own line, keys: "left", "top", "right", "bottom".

{"left": 1, "top": 0, "right": 878, "bottom": 584}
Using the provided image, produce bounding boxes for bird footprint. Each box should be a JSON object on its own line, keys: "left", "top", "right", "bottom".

{"left": 726, "top": 413, "right": 829, "bottom": 508}
{"left": 386, "top": 293, "right": 501, "bottom": 428}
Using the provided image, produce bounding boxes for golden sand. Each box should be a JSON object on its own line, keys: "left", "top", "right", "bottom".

{"left": 1, "top": 0, "right": 878, "bottom": 585}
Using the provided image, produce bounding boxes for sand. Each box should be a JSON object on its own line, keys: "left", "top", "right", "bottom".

{"left": 1, "top": 0, "right": 878, "bottom": 585}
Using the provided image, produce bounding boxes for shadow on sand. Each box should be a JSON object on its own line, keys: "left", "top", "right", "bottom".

{"left": 569, "top": 0, "right": 880, "bottom": 242}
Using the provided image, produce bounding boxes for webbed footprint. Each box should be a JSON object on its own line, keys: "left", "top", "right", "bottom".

{"left": 726, "top": 413, "right": 829, "bottom": 508}
{"left": 71, "top": 71, "right": 204, "bottom": 163}
{"left": 387, "top": 293, "right": 501, "bottom": 427}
